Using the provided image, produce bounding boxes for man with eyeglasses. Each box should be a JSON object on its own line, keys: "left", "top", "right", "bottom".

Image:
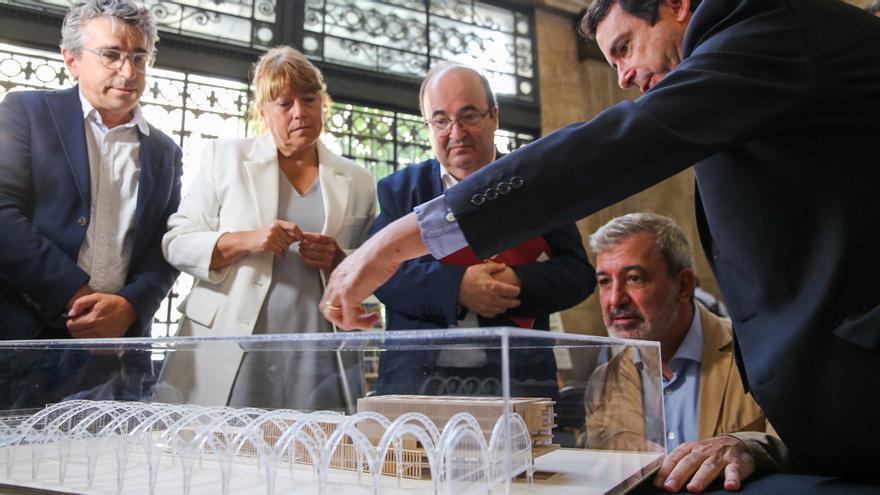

{"left": 0, "top": 0, "right": 181, "bottom": 345}
{"left": 369, "top": 63, "right": 594, "bottom": 401}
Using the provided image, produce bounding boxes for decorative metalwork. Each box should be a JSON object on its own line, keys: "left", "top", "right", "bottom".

{"left": 0, "top": 41, "right": 533, "bottom": 336}
{"left": 304, "top": 0, "right": 537, "bottom": 101}
{"left": 325, "top": 101, "right": 534, "bottom": 181}
{"left": 0, "top": 0, "right": 277, "bottom": 48}
{"left": 324, "top": 102, "right": 434, "bottom": 181}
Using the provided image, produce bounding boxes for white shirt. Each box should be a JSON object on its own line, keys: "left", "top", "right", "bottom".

{"left": 76, "top": 92, "right": 147, "bottom": 294}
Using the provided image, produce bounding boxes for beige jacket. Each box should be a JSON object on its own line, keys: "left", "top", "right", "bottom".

{"left": 586, "top": 305, "right": 788, "bottom": 470}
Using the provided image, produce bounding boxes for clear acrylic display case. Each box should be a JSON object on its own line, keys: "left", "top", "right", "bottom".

{"left": 0, "top": 328, "right": 664, "bottom": 494}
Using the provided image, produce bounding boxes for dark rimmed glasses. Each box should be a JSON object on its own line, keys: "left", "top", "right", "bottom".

{"left": 425, "top": 108, "right": 493, "bottom": 135}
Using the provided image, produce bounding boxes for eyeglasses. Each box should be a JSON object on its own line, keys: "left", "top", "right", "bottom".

{"left": 82, "top": 47, "right": 150, "bottom": 73}
{"left": 425, "top": 108, "right": 493, "bottom": 135}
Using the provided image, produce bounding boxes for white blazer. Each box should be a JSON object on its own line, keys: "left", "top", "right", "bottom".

{"left": 158, "top": 133, "right": 376, "bottom": 404}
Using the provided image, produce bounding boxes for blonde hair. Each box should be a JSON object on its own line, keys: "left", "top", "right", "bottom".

{"left": 249, "top": 46, "right": 332, "bottom": 132}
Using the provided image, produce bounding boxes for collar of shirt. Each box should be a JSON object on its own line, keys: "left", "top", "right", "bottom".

{"left": 662, "top": 301, "right": 703, "bottom": 386}
{"left": 632, "top": 301, "right": 703, "bottom": 373}
{"left": 79, "top": 90, "right": 149, "bottom": 136}
{"left": 671, "top": 301, "right": 703, "bottom": 365}
{"left": 439, "top": 164, "right": 460, "bottom": 192}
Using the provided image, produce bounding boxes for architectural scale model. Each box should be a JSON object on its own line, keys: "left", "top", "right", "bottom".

{"left": 0, "top": 397, "right": 543, "bottom": 495}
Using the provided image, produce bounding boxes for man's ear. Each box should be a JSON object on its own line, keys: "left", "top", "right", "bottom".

{"left": 62, "top": 48, "right": 80, "bottom": 81}
{"left": 678, "top": 268, "right": 696, "bottom": 301}
{"left": 666, "top": 0, "right": 692, "bottom": 22}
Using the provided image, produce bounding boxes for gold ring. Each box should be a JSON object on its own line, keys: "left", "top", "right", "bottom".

{"left": 325, "top": 303, "right": 342, "bottom": 310}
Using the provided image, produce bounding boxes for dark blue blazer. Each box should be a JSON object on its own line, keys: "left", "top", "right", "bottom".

{"left": 0, "top": 86, "right": 182, "bottom": 339}
{"left": 370, "top": 158, "right": 594, "bottom": 396}
{"left": 372, "top": 158, "right": 593, "bottom": 332}
{"left": 443, "top": 0, "right": 880, "bottom": 478}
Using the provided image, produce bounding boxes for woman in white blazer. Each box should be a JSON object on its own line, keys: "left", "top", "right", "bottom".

{"left": 159, "top": 46, "right": 376, "bottom": 408}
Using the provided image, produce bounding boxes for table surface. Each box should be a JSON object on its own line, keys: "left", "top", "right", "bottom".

{"left": 0, "top": 446, "right": 662, "bottom": 495}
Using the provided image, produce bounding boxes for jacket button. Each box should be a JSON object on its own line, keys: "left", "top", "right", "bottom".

{"left": 496, "top": 181, "right": 511, "bottom": 195}
{"left": 77, "top": 216, "right": 87, "bottom": 226}
{"left": 510, "top": 176, "right": 524, "bottom": 188}
{"left": 485, "top": 188, "right": 499, "bottom": 201}
{"left": 470, "top": 193, "right": 486, "bottom": 206}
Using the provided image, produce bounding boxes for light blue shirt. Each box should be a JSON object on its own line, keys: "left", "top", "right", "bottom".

{"left": 413, "top": 194, "right": 467, "bottom": 258}
{"left": 661, "top": 303, "right": 703, "bottom": 452}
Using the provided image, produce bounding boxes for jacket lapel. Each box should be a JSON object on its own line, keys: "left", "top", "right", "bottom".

{"left": 429, "top": 160, "right": 444, "bottom": 198}
{"left": 318, "top": 141, "right": 351, "bottom": 236}
{"left": 243, "top": 134, "right": 280, "bottom": 226}
{"left": 130, "top": 129, "right": 157, "bottom": 259}
{"left": 697, "top": 305, "right": 733, "bottom": 438}
{"left": 47, "top": 87, "right": 90, "bottom": 207}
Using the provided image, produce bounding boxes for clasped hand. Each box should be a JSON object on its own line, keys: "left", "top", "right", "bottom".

{"left": 457, "top": 262, "right": 521, "bottom": 318}
{"left": 248, "top": 220, "right": 344, "bottom": 272}
{"left": 65, "top": 285, "right": 137, "bottom": 338}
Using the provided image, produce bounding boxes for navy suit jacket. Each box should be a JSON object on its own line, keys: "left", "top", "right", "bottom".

{"left": 0, "top": 86, "right": 182, "bottom": 339}
{"left": 443, "top": 0, "right": 880, "bottom": 478}
{"left": 370, "top": 158, "right": 594, "bottom": 396}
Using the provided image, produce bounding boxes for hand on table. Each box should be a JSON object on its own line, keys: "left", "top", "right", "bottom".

{"left": 654, "top": 436, "right": 756, "bottom": 493}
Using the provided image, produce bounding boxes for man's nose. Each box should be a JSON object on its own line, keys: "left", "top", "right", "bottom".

{"left": 449, "top": 120, "right": 467, "bottom": 140}
{"left": 608, "top": 281, "right": 631, "bottom": 307}
{"left": 617, "top": 66, "right": 636, "bottom": 89}
{"left": 118, "top": 56, "right": 137, "bottom": 79}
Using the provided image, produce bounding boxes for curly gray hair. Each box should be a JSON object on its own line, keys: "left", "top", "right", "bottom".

{"left": 589, "top": 212, "right": 695, "bottom": 276}
{"left": 60, "top": 0, "right": 158, "bottom": 61}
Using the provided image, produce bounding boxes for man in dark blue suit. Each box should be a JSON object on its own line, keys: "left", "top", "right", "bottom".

{"left": 322, "top": 0, "right": 880, "bottom": 489}
{"left": 370, "top": 64, "right": 594, "bottom": 399}
{"left": 0, "top": 1, "right": 181, "bottom": 405}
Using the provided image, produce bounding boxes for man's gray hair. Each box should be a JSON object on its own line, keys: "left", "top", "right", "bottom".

{"left": 61, "top": 0, "right": 158, "bottom": 60}
{"left": 589, "top": 212, "right": 695, "bottom": 275}
{"left": 419, "top": 62, "right": 497, "bottom": 118}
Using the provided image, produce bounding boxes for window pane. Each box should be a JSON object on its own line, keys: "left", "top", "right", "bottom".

{"left": 305, "top": 0, "right": 537, "bottom": 102}
{"left": 0, "top": 0, "right": 277, "bottom": 48}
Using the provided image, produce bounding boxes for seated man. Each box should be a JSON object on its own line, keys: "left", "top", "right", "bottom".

{"left": 584, "top": 214, "right": 788, "bottom": 474}
{"left": 371, "top": 63, "right": 594, "bottom": 398}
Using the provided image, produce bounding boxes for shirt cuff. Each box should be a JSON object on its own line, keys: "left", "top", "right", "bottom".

{"left": 414, "top": 195, "right": 468, "bottom": 259}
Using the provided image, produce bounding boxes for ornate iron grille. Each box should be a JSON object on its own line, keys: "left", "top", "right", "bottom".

{"left": 303, "top": 0, "right": 536, "bottom": 102}
{"left": 324, "top": 102, "right": 434, "bottom": 180}
{"left": 0, "top": 0, "right": 277, "bottom": 48}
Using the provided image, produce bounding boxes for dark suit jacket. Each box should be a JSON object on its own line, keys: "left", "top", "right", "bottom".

{"left": 443, "top": 0, "right": 880, "bottom": 478}
{"left": 370, "top": 158, "right": 594, "bottom": 396}
{"left": 0, "top": 86, "right": 182, "bottom": 339}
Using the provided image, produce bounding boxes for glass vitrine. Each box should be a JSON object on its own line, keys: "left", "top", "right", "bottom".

{"left": 0, "top": 328, "right": 663, "bottom": 494}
